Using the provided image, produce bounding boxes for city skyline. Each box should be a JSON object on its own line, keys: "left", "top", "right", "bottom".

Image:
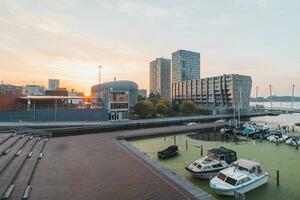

{"left": 0, "top": 0, "right": 299, "bottom": 96}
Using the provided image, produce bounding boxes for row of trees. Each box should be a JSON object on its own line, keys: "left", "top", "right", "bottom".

{"left": 133, "top": 97, "right": 198, "bottom": 119}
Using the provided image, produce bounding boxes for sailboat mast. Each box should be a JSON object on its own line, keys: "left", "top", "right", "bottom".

{"left": 269, "top": 84, "right": 273, "bottom": 109}
{"left": 291, "top": 84, "right": 295, "bottom": 111}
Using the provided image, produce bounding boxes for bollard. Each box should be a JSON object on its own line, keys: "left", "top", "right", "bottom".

{"left": 201, "top": 145, "right": 203, "bottom": 156}
{"left": 276, "top": 170, "right": 280, "bottom": 186}
{"left": 174, "top": 136, "right": 176, "bottom": 145}
{"left": 186, "top": 139, "right": 188, "bottom": 150}
{"left": 260, "top": 133, "right": 263, "bottom": 142}
{"left": 276, "top": 138, "right": 279, "bottom": 145}
{"left": 296, "top": 143, "right": 299, "bottom": 150}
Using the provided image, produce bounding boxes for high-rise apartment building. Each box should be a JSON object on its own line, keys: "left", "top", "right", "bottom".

{"left": 48, "top": 79, "right": 59, "bottom": 90}
{"left": 172, "top": 50, "right": 200, "bottom": 83}
{"left": 149, "top": 58, "right": 171, "bottom": 100}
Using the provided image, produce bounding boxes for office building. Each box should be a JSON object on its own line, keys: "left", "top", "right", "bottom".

{"left": 48, "top": 79, "right": 59, "bottom": 90}
{"left": 172, "top": 49, "right": 200, "bottom": 83}
{"left": 91, "top": 80, "right": 138, "bottom": 120}
{"left": 172, "top": 74, "right": 252, "bottom": 112}
{"left": 149, "top": 58, "right": 171, "bottom": 100}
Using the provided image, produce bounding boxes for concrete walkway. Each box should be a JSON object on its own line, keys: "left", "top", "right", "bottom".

{"left": 29, "top": 123, "right": 219, "bottom": 200}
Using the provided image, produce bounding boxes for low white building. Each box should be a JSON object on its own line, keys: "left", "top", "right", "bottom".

{"left": 23, "top": 85, "right": 45, "bottom": 96}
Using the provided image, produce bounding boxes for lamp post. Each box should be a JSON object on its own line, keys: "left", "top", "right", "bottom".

{"left": 98, "top": 66, "right": 102, "bottom": 108}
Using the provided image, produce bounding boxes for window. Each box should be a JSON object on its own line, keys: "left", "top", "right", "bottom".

{"left": 212, "top": 164, "right": 223, "bottom": 168}
{"left": 225, "top": 177, "right": 237, "bottom": 186}
{"left": 217, "top": 173, "right": 227, "bottom": 181}
{"left": 202, "top": 166, "right": 211, "bottom": 170}
{"left": 237, "top": 177, "right": 251, "bottom": 185}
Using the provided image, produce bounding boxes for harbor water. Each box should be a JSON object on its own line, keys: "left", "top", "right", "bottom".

{"left": 130, "top": 114, "right": 300, "bottom": 200}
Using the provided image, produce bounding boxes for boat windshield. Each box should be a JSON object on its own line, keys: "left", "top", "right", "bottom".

{"left": 225, "top": 177, "right": 238, "bottom": 186}
{"left": 217, "top": 172, "right": 227, "bottom": 181}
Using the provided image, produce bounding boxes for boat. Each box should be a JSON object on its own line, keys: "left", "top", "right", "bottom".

{"left": 241, "top": 126, "right": 256, "bottom": 136}
{"left": 286, "top": 137, "right": 300, "bottom": 146}
{"left": 210, "top": 159, "right": 268, "bottom": 196}
{"left": 157, "top": 145, "right": 179, "bottom": 159}
{"left": 185, "top": 147, "right": 237, "bottom": 179}
{"left": 267, "top": 127, "right": 289, "bottom": 143}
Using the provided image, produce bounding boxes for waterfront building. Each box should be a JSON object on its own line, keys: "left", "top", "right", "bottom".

{"left": 149, "top": 58, "right": 171, "bottom": 100}
{"left": 23, "top": 84, "right": 46, "bottom": 96}
{"left": 172, "top": 74, "right": 252, "bottom": 112}
{"left": 48, "top": 79, "right": 59, "bottom": 90}
{"left": 91, "top": 80, "right": 138, "bottom": 120}
{"left": 171, "top": 49, "right": 200, "bottom": 83}
{"left": 138, "top": 89, "right": 147, "bottom": 98}
{"left": 0, "top": 83, "right": 23, "bottom": 95}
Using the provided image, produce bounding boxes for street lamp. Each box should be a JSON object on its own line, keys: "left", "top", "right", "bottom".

{"left": 98, "top": 66, "right": 102, "bottom": 108}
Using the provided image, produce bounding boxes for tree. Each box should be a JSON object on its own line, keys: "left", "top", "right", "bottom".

{"left": 172, "top": 100, "right": 181, "bottom": 113}
{"left": 148, "top": 92, "right": 161, "bottom": 99}
{"left": 133, "top": 100, "right": 156, "bottom": 118}
{"left": 158, "top": 99, "right": 172, "bottom": 114}
{"left": 180, "top": 100, "right": 197, "bottom": 115}
{"left": 137, "top": 95, "right": 146, "bottom": 102}
{"left": 156, "top": 103, "right": 169, "bottom": 116}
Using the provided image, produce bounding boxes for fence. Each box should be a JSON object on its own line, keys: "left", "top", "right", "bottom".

{"left": 0, "top": 109, "right": 108, "bottom": 122}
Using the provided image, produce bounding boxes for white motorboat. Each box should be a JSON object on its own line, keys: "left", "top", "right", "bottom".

{"left": 210, "top": 159, "right": 268, "bottom": 196}
{"left": 286, "top": 137, "right": 300, "bottom": 146}
{"left": 185, "top": 147, "right": 237, "bottom": 179}
{"left": 267, "top": 129, "right": 289, "bottom": 143}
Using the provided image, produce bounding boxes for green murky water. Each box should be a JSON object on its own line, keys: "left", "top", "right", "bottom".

{"left": 130, "top": 114, "right": 300, "bottom": 200}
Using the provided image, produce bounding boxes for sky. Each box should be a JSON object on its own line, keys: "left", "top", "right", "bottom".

{"left": 0, "top": 0, "right": 299, "bottom": 96}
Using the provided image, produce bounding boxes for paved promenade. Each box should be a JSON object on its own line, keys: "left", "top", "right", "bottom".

{"left": 28, "top": 123, "right": 219, "bottom": 200}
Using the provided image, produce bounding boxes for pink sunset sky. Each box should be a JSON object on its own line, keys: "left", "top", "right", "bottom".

{"left": 0, "top": 0, "right": 299, "bottom": 96}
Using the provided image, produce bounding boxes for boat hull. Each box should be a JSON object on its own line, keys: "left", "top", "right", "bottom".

{"left": 212, "top": 175, "right": 268, "bottom": 196}
{"left": 185, "top": 167, "right": 222, "bottom": 179}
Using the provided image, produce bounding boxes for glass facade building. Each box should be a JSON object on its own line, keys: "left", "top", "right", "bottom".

{"left": 172, "top": 50, "right": 200, "bottom": 83}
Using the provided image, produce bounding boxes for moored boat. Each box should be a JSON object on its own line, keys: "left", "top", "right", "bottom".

{"left": 157, "top": 145, "right": 179, "bottom": 159}
{"left": 209, "top": 159, "right": 268, "bottom": 196}
{"left": 185, "top": 147, "right": 237, "bottom": 179}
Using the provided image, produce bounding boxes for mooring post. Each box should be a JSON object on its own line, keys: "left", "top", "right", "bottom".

{"left": 174, "top": 136, "right": 176, "bottom": 145}
{"left": 260, "top": 133, "right": 263, "bottom": 142}
{"left": 276, "top": 170, "right": 280, "bottom": 186}
{"left": 276, "top": 138, "right": 279, "bottom": 145}
{"left": 186, "top": 139, "right": 188, "bottom": 150}
{"left": 201, "top": 145, "right": 203, "bottom": 156}
{"left": 296, "top": 142, "right": 299, "bottom": 150}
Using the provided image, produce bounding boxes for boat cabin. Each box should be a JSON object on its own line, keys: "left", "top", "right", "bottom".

{"left": 231, "top": 159, "right": 264, "bottom": 176}
{"left": 207, "top": 147, "right": 237, "bottom": 164}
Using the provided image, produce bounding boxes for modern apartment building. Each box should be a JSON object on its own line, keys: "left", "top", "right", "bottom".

{"left": 171, "top": 50, "right": 200, "bottom": 83}
{"left": 172, "top": 74, "right": 252, "bottom": 111}
{"left": 149, "top": 58, "right": 171, "bottom": 100}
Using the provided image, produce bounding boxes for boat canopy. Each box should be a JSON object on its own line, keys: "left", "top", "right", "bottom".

{"left": 232, "top": 159, "right": 263, "bottom": 176}
{"left": 207, "top": 147, "right": 237, "bottom": 164}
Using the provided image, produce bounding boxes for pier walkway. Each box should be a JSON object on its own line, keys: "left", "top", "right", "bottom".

{"left": 0, "top": 123, "right": 221, "bottom": 200}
